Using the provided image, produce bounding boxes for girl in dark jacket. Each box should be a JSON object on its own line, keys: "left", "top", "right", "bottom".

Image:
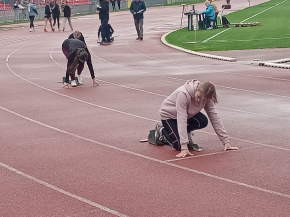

{"left": 44, "top": 0, "right": 54, "bottom": 32}
{"left": 51, "top": 0, "right": 61, "bottom": 31}
{"left": 61, "top": 38, "right": 98, "bottom": 88}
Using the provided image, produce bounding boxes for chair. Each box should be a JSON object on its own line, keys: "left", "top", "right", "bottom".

{"left": 211, "top": 11, "right": 219, "bottom": 29}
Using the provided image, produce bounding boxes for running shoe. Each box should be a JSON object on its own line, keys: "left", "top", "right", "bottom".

{"left": 71, "top": 80, "right": 77, "bottom": 87}
{"left": 77, "top": 75, "right": 83, "bottom": 85}
{"left": 187, "top": 132, "right": 203, "bottom": 151}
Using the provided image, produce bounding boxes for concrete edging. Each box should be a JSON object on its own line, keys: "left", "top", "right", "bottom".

{"left": 160, "top": 31, "right": 237, "bottom": 62}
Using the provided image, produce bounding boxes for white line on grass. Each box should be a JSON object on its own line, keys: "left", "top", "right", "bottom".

{"left": 202, "top": 0, "right": 288, "bottom": 43}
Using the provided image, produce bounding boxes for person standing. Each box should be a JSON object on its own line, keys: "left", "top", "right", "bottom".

{"left": 155, "top": 80, "right": 238, "bottom": 158}
{"left": 51, "top": 0, "right": 61, "bottom": 31}
{"left": 44, "top": 0, "right": 54, "bottom": 32}
{"left": 130, "top": 0, "right": 146, "bottom": 40}
{"left": 110, "top": 0, "right": 116, "bottom": 11}
{"left": 97, "top": 0, "right": 109, "bottom": 44}
{"left": 27, "top": 0, "right": 37, "bottom": 32}
{"left": 116, "top": 0, "right": 121, "bottom": 9}
{"left": 62, "top": 0, "right": 73, "bottom": 31}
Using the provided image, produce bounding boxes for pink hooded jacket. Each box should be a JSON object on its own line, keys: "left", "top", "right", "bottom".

{"left": 159, "top": 80, "right": 230, "bottom": 150}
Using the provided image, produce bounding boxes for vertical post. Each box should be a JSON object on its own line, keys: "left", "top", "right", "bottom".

{"left": 4, "top": 0, "right": 6, "bottom": 22}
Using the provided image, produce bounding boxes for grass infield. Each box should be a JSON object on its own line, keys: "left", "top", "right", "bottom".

{"left": 166, "top": 0, "right": 290, "bottom": 51}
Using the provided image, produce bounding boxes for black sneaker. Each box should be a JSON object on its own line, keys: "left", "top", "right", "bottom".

{"left": 187, "top": 132, "right": 203, "bottom": 151}
{"left": 154, "top": 122, "right": 166, "bottom": 145}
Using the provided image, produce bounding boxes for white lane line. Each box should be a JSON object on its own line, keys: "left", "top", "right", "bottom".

{"left": 202, "top": 0, "right": 288, "bottom": 43}
{"left": 0, "top": 35, "right": 41, "bottom": 46}
{"left": 165, "top": 146, "right": 261, "bottom": 162}
{"left": 0, "top": 161, "right": 129, "bottom": 217}
{"left": 1, "top": 104, "right": 290, "bottom": 201}
{"left": 51, "top": 46, "right": 290, "bottom": 122}
{"left": 221, "top": 72, "right": 290, "bottom": 83}
{"left": 88, "top": 43, "right": 290, "bottom": 100}
{"left": 9, "top": 43, "right": 290, "bottom": 152}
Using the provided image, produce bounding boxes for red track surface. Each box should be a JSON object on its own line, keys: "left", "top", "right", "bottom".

{"left": 1, "top": 0, "right": 290, "bottom": 216}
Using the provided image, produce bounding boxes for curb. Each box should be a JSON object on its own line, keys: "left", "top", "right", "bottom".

{"left": 160, "top": 31, "right": 237, "bottom": 62}
{"left": 259, "top": 58, "right": 290, "bottom": 69}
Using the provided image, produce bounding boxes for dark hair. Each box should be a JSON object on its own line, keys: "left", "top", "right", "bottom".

{"left": 199, "top": 81, "right": 218, "bottom": 103}
{"left": 68, "top": 49, "right": 88, "bottom": 73}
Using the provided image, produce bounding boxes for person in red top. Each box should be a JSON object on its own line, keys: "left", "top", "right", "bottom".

{"left": 156, "top": 80, "right": 238, "bottom": 158}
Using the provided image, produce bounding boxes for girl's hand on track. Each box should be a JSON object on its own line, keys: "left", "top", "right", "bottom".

{"left": 61, "top": 82, "right": 69, "bottom": 88}
{"left": 176, "top": 149, "right": 193, "bottom": 158}
{"left": 224, "top": 143, "right": 239, "bottom": 151}
{"left": 93, "top": 78, "right": 99, "bottom": 86}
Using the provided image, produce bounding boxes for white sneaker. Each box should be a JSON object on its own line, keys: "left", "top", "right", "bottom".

{"left": 77, "top": 75, "right": 83, "bottom": 85}
{"left": 71, "top": 80, "right": 77, "bottom": 87}
{"left": 29, "top": 28, "right": 33, "bottom": 32}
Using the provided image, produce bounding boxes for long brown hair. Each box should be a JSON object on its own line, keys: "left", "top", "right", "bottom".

{"left": 199, "top": 81, "right": 218, "bottom": 103}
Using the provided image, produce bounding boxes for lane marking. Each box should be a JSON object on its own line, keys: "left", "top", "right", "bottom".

{"left": 0, "top": 161, "right": 129, "bottom": 217}
{"left": 1, "top": 104, "right": 290, "bottom": 201}
{"left": 165, "top": 146, "right": 261, "bottom": 162}
{"left": 51, "top": 45, "right": 290, "bottom": 122}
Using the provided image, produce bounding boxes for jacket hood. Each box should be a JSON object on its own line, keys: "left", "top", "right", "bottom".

{"left": 184, "top": 80, "right": 200, "bottom": 99}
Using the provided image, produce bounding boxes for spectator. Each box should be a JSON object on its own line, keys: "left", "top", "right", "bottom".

{"left": 97, "top": 0, "right": 110, "bottom": 45}
{"left": 130, "top": 0, "right": 146, "bottom": 40}
{"left": 202, "top": 0, "right": 215, "bottom": 29}
{"left": 209, "top": 0, "right": 218, "bottom": 12}
{"left": 27, "top": 0, "right": 37, "bottom": 32}
{"left": 117, "top": 0, "right": 121, "bottom": 9}
{"left": 110, "top": 0, "right": 116, "bottom": 11}
{"left": 62, "top": 0, "right": 73, "bottom": 31}
{"left": 44, "top": 0, "right": 54, "bottom": 32}
{"left": 51, "top": 0, "right": 61, "bottom": 31}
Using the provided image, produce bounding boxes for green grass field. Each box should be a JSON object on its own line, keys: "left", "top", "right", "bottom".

{"left": 166, "top": 0, "right": 290, "bottom": 51}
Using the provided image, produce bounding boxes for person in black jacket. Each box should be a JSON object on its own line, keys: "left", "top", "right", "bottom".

{"left": 117, "top": 0, "right": 121, "bottom": 9}
{"left": 96, "top": 0, "right": 109, "bottom": 44}
{"left": 97, "top": 24, "right": 114, "bottom": 43}
{"left": 61, "top": 39, "right": 98, "bottom": 88}
{"left": 62, "top": 0, "right": 73, "bottom": 31}
{"left": 130, "top": 0, "right": 146, "bottom": 40}
{"left": 51, "top": 0, "right": 60, "bottom": 31}
{"left": 110, "top": 0, "right": 116, "bottom": 11}
{"left": 44, "top": 0, "right": 54, "bottom": 32}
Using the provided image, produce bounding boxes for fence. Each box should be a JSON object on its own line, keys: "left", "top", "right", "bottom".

{"left": 0, "top": 0, "right": 192, "bottom": 23}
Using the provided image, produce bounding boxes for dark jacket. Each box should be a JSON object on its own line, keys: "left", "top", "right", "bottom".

{"left": 62, "top": 39, "right": 95, "bottom": 82}
{"left": 98, "top": 24, "right": 114, "bottom": 38}
{"left": 63, "top": 5, "right": 71, "bottom": 17}
{"left": 52, "top": 3, "right": 60, "bottom": 17}
{"left": 44, "top": 4, "right": 52, "bottom": 17}
{"left": 130, "top": 0, "right": 146, "bottom": 20}
{"left": 97, "top": 0, "right": 109, "bottom": 20}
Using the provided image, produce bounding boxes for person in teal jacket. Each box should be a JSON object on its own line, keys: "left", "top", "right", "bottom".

{"left": 27, "top": 0, "right": 37, "bottom": 32}
{"left": 202, "top": 0, "right": 215, "bottom": 29}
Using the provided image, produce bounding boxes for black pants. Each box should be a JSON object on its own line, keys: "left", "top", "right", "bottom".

{"left": 161, "top": 112, "right": 208, "bottom": 151}
{"left": 111, "top": 2, "right": 116, "bottom": 10}
{"left": 101, "top": 18, "right": 109, "bottom": 42}
{"left": 29, "top": 16, "right": 34, "bottom": 28}
{"left": 53, "top": 15, "right": 60, "bottom": 29}
{"left": 117, "top": 0, "right": 120, "bottom": 9}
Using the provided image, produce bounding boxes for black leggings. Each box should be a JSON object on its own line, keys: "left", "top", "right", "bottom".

{"left": 161, "top": 112, "right": 208, "bottom": 151}
{"left": 111, "top": 2, "right": 116, "bottom": 10}
{"left": 29, "top": 16, "right": 34, "bottom": 28}
{"left": 53, "top": 15, "right": 60, "bottom": 29}
{"left": 117, "top": 0, "right": 120, "bottom": 9}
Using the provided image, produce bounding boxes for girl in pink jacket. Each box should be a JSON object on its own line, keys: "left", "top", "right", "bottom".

{"left": 157, "top": 80, "right": 238, "bottom": 158}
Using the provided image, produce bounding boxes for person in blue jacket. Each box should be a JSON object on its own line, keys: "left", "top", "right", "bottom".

{"left": 130, "top": 0, "right": 146, "bottom": 40}
{"left": 27, "top": 0, "right": 37, "bottom": 32}
{"left": 202, "top": 0, "right": 215, "bottom": 29}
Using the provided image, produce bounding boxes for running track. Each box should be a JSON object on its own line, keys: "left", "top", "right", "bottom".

{"left": 1, "top": 0, "right": 290, "bottom": 216}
